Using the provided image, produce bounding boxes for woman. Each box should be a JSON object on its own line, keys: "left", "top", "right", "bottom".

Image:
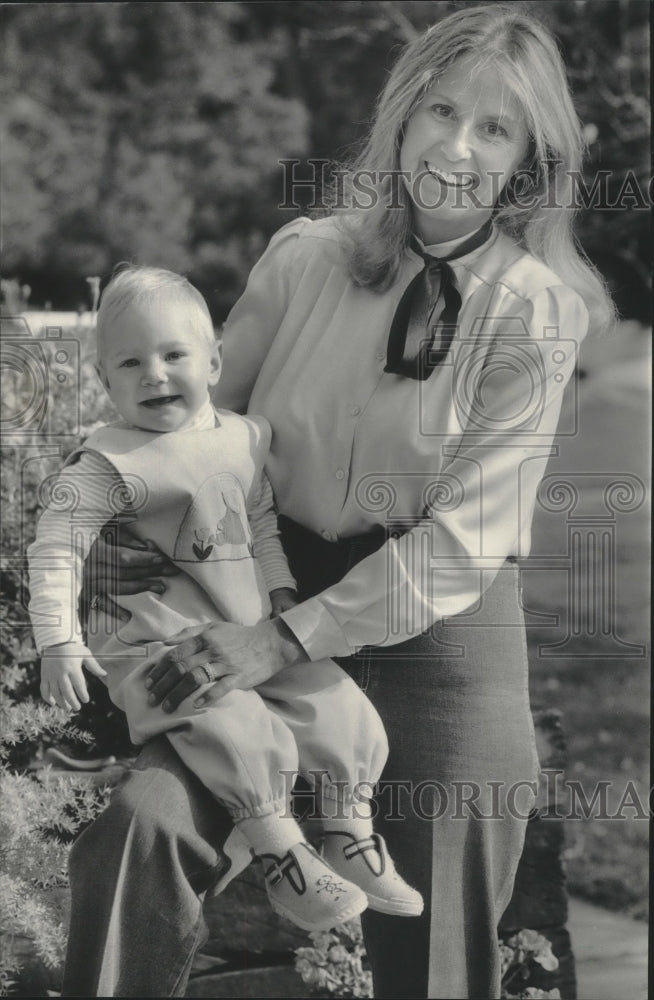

{"left": 64, "top": 6, "right": 613, "bottom": 998}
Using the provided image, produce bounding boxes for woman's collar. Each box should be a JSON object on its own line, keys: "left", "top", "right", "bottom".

{"left": 412, "top": 221, "right": 496, "bottom": 260}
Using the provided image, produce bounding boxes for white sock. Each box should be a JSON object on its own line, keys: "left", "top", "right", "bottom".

{"left": 319, "top": 798, "right": 374, "bottom": 840}
{"left": 236, "top": 810, "right": 305, "bottom": 857}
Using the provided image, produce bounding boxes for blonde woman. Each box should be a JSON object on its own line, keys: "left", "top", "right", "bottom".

{"left": 66, "top": 6, "right": 613, "bottom": 997}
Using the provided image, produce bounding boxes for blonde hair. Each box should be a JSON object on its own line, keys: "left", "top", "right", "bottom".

{"left": 96, "top": 264, "right": 216, "bottom": 356}
{"left": 331, "top": 4, "right": 615, "bottom": 332}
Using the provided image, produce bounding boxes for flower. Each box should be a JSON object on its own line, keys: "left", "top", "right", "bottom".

{"left": 294, "top": 919, "right": 372, "bottom": 997}
{"left": 514, "top": 929, "right": 559, "bottom": 972}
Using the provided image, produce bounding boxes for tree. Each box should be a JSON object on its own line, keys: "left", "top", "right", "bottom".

{"left": 1, "top": 1, "right": 649, "bottom": 320}
{"left": 1, "top": 3, "right": 309, "bottom": 316}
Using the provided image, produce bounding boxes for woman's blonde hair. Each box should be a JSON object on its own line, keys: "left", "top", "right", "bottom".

{"left": 331, "top": 4, "right": 614, "bottom": 332}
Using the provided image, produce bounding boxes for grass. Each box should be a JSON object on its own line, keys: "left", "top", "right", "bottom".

{"left": 524, "top": 320, "right": 650, "bottom": 920}
{"left": 529, "top": 655, "right": 648, "bottom": 919}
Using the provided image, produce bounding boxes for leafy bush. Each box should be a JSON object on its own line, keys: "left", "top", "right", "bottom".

{"left": 500, "top": 929, "right": 560, "bottom": 999}
{"left": 0, "top": 696, "right": 111, "bottom": 995}
{"left": 0, "top": 313, "right": 127, "bottom": 993}
{"left": 2, "top": 2, "right": 649, "bottom": 320}
{"left": 1, "top": 313, "right": 133, "bottom": 760}
{"left": 294, "top": 920, "right": 561, "bottom": 1000}
{"left": 294, "top": 920, "right": 371, "bottom": 998}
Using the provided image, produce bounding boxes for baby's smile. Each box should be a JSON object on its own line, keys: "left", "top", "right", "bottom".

{"left": 139, "top": 394, "right": 183, "bottom": 409}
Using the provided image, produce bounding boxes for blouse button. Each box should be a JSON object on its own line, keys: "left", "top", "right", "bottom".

{"left": 350, "top": 405, "right": 361, "bottom": 416}
{"left": 376, "top": 350, "right": 385, "bottom": 361}
{"left": 335, "top": 469, "right": 345, "bottom": 480}
{"left": 321, "top": 529, "right": 332, "bottom": 540}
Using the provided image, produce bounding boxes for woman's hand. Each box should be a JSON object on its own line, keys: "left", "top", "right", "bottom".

{"left": 80, "top": 526, "right": 180, "bottom": 622}
{"left": 144, "top": 618, "right": 306, "bottom": 712}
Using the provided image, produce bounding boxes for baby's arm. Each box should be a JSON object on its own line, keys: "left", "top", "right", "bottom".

{"left": 40, "top": 641, "right": 106, "bottom": 712}
{"left": 27, "top": 453, "right": 119, "bottom": 710}
{"left": 245, "top": 470, "right": 297, "bottom": 616}
{"left": 269, "top": 586, "right": 298, "bottom": 617}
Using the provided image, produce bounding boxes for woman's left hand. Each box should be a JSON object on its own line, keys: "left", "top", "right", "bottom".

{"left": 144, "top": 618, "right": 306, "bottom": 712}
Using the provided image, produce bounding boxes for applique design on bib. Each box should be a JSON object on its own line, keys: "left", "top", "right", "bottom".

{"left": 173, "top": 472, "right": 253, "bottom": 563}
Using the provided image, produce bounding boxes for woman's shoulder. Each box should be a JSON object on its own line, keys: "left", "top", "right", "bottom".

{"left": 265, "top": 214, "right": 347, "bottom": 268}
{"left": 462, "top": 231, "right": 589, "bottom": 344}
{"left": 272, "top": 213, "right": 343, "bottom": 244}
{"left": 245, "top": 214, "right": 350, "bottom": 302}
{"left": 472, "top": 230, "right": 584, "bottom": 305}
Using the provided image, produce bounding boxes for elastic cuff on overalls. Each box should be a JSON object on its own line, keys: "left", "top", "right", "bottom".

{"left": 236, "top": 809, "right": 305, "bottom": 856}
{"left": 228, "top": 793, "right": 290, "bottom": 823}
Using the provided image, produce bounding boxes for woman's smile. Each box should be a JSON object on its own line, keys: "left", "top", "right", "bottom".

{"left": 423, "top": 161, "right": 476, "bottom": 189}
{"left": 400, "top": 54, "right": 530, "bottom": 242}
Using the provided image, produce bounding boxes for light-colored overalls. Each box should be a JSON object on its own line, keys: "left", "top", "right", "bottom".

{"left": 73, "top": 410, "right": 387, "bottom": 821}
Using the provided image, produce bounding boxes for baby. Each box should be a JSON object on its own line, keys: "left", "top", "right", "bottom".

{"left": 27, "top": 265, "right": 423, "bottom": 931}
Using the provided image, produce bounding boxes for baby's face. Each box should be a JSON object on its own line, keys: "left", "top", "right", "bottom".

{"left": 97, "top": 298, "right": 221, "bottom": 432}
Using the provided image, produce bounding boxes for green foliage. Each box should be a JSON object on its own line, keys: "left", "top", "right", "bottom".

{"left": 294, "top": 920, "right": 562, "bottom": 999}
{"left": 294, "top": 920, "right": 372, "bottom": 998}
{"left": 1, "top": 314, "right": 133, "bottom": 762}
{"left": 0, "top": 700, "right": 111, "bottom": 995}
{"left": 0, "top": 701, "right": 92, "bottom": 767}
{"left": 500, "top": 929, "right": 560, "bottom": 999}
{"left": 0, "top": 313, "right": 127, "bottom": 993}
{"left": 1, "top": 3, "right": 308, "bottom": 316}
{"left": 1, "top": 1, "right": 649, "bottom": 319}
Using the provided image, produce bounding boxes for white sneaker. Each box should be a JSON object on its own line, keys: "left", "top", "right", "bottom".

{"left": 260, "top": 841, "right": 368, "bottom": 931}
{"left": 321, "top": 831, "right": 424, "bottom": 917}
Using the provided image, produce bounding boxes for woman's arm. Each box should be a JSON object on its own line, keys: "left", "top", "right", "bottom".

{"left": 145, "top": 617, "right": 306, "bottom": 710}
{"left": 148, "top": 284, "right": 587, "bottom": 710}
{"left": 214, "top": 217, "right": 308, "bottom": 412}
{"left": 280, "top": 285, "right": 589, "bottom": 658}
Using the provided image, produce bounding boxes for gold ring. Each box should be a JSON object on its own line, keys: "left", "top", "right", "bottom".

{"left": 199, "top": 663, "right": 215, "bottom": 684}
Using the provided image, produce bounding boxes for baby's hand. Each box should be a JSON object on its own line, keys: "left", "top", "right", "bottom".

{"left": 269, "top": 587, "right": 299, "bottom": 617}
{"left": 40, "top": 641, "right": 107, "bottom": 713}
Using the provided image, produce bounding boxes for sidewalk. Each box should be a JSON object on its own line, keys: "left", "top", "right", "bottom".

{"left": 568, "top": 896, "right": 648, "bottom": 1000}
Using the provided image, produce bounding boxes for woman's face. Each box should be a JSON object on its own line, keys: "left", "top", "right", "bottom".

{"left": 399, "top": 55, "right": 530, "bottom": 243}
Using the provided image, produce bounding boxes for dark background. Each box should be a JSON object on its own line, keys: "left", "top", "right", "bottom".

{"left": 1, "top": 0, "right": 650, "bottom": 324}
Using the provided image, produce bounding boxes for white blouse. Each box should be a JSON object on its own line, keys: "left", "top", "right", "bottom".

{"left": 216, "top": 216, "right": 589, "bottom": 660}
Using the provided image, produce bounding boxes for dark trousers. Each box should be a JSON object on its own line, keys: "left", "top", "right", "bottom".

{"left": 63, "top": 520, "right": 538, "bottom": 998}
{"left": 281, "top": 519, "right": 539, "bottom": 998}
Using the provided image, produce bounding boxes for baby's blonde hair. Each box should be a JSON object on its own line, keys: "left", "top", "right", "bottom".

{"left": 96, "top": 265, "right": 215, "bottom": 357}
